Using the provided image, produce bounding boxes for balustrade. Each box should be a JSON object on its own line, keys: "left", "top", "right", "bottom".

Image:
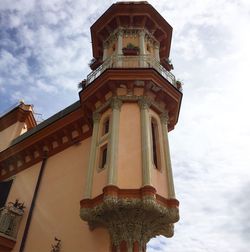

{"left": 86, "top": 55, "right": 181, "bottom": 91}
{"left": 0, "top": 202, "right": 24, "bottom": 239}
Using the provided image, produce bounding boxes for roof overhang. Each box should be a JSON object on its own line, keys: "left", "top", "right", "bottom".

{"left": 91, "top": 1, "right": 173, "bottom": 61}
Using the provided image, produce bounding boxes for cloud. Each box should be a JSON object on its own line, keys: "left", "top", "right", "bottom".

{"left": 0, "top": 0, "right": 98, "bottom": 117}
{"left": 36, "top": 80, "right": 58, "bottom": 93}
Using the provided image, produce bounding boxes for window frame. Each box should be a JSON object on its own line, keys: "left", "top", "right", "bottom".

{"left": 0, "top": 178, "right": 14, "bottom": 209}
{"left": 150, "top": 116, "right": 162, "bottom": 170}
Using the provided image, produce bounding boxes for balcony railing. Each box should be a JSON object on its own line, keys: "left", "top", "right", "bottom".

{"left": 0, "top": 205, "right": 24, "bottom": 239}
{"left": 86, "top": 55, "right": 181, "bottom": 91}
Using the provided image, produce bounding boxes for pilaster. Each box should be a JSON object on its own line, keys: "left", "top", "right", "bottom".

{"left": 139, "top": 30, "right": 146, "bottom": 55}
{"left": 154, "top": 44, "right": 160, "bottom": 61}
{"left": 160, "top": 112, "right": 176, "bottom": 198}
{"left": 84, "top": 112, "right": 101, "bottom": 198}
{"left": 103, "top": 43, "right": 109, "bottom": 61}
{"left": 107, "top": 97, "right": 122, "bottom": 185}
{"left": 117, "top": 30, "right": 123, "bottom": 67}
{"left": 138, "top": 97, "right": 152, "bottom": 186}
{"left": 139, "top": 30, "right": 146, "bottom": 67}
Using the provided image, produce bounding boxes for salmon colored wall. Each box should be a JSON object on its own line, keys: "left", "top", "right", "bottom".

{"left": 92, "top": 166, "right": 108, "bottom": 198}
{"left": 117, "top": 103, "right": 142, "bottom": 189}
{"left": 0, "top": 122, "right": 26, "bottom": 151}
{"left": 7, "top": 162, "right": 41, "bottom": 252}
{"left": 8, "top": 137, "right": 110, "bottom": 252}
{"left": 149, "top": 109, "right": 168, "bottom": 197}
{"left": 122, "top": 36, "right": 139, "bottom": 49}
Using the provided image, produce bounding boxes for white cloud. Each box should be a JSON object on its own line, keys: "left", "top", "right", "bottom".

{"left": 36, "top": 80, "right": 58, "bottom": 93}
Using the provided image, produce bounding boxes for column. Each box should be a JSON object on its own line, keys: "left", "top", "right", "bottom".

{"left": 154, "top": 44, "right": 160, "bottom": 61}
{"left": 138, "top": 97, "right": 152, "bottom": 186}
{"left": 139, "top": 30, "right": 146, "bottom": 67}
{"left": 84, "top": 112, "right": 100, "bottom": 198}
{"left": 117, "top": 30, "right": 123, "bottom": 67}
{"left": 107, "top": 97, "right": 122, "bottom": 185}
{"left": 160, "top": 112, "right": 175, "bottom": 198}
{"left": 103, "top": 42, "right": 108, "bottom": 61}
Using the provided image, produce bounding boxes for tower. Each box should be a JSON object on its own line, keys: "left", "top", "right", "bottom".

{"left": 80, "top": 2, "right": 182, "bottom": 251}
{"left": 0, "top": 2, "right": 182, "bottom": 251}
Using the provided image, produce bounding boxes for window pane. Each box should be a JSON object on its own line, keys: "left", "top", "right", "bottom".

{"left": 102, "top": 118, "right": 110, "bottom": 136}
{"left": 151, "top": 121, "right": 158, "bottom": 167}
{"left": 100, "top": 144, "right": 108, "bottom": 169}
{"left": 104, "top": 119, "right": 109, "bottom": 134}
{"left": 151, "top": 118, "right": 161, "bottom": 170}
{"left": 0, "top": 180, "right": 13, "bottom": 208}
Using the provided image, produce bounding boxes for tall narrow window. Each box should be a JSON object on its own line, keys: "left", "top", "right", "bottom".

{"left": 100, "top": 144, "right": 108, "bottom": 169}
{"left": 151, "top": 118, "right": 161, "bottom": 169}
{"left": 0, "top": 179, "right": 13, "bottom": 208}
{"left": 102, "top": 117, "right": 110, "bottom": 136}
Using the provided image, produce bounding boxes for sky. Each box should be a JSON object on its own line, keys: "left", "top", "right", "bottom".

{"left": 1, "top": 0, "right": 250, "bottom": 251}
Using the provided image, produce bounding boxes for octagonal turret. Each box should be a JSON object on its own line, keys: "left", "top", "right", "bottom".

{"left": 80, "top": 2, "right": 182, "bottom": 251}
{"left": 89, "top": 1, "right": 173, "bottom": 71}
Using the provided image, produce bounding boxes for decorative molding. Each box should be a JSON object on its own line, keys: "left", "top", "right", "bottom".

{"left": 103, "top": 28, "right": 158, "bottom": 50}
{"left": 139, "top": 30, "right": 145, "bottom": 37}
{"left": 138, "top": 97, "right": 152, "bottom": 110}
{"left": 95, "top": 99, "right": 111, "bottom": 114}
{"left": 80, "top": 68, "right": 182, "bottom": 131}
{"left": 110, "top": 97, "right": 122, "bottom": 111}
{"left": 80, "top": 185, "right": 179, "bottom": 250}
{"left": 117, "top": 29, "right": 124, "bottom": 37}
{"left": 0, "top": 108, "right": 89, "bottom": 181}
{"left": 0, "top": 201, "right": 25, "bottom": 239}
{"left": 160, "top": 112, "right": 169, "bottom": 125}
{"left": 92, "top": 112, "right": 101, "bottom": 123}
{"left": 94, "top": 93, "right": 166, "bottom": 116}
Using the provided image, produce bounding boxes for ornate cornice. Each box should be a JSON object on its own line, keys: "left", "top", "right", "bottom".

{"left": 103, "top": 27, "right": 158, "bottom": 48}
{"left": 0, "top": 107, "right": 91, "bottom": 181}
{"left": 80, "top": 185, "right": 179, "bottom": 250}
{"left": 80, "top": 68, "right": 182, "bottom": 130}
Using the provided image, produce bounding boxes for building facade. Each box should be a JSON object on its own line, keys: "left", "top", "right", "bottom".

{"left": 0, "top": 2, "right": 182, "bottom": 252}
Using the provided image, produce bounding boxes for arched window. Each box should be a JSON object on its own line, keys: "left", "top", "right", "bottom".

{"left": 151, "top": 118, "right": 161, "bottom": 169}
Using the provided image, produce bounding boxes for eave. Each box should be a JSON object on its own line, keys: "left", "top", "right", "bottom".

{"left": 90, "top": 1, "right": 172, "bottom": 61}
{"left": 80, "top": 68, "right": 182, "bottom": 130}
{"left": 0, "top": 101, "right": 91, "bottom": 181}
